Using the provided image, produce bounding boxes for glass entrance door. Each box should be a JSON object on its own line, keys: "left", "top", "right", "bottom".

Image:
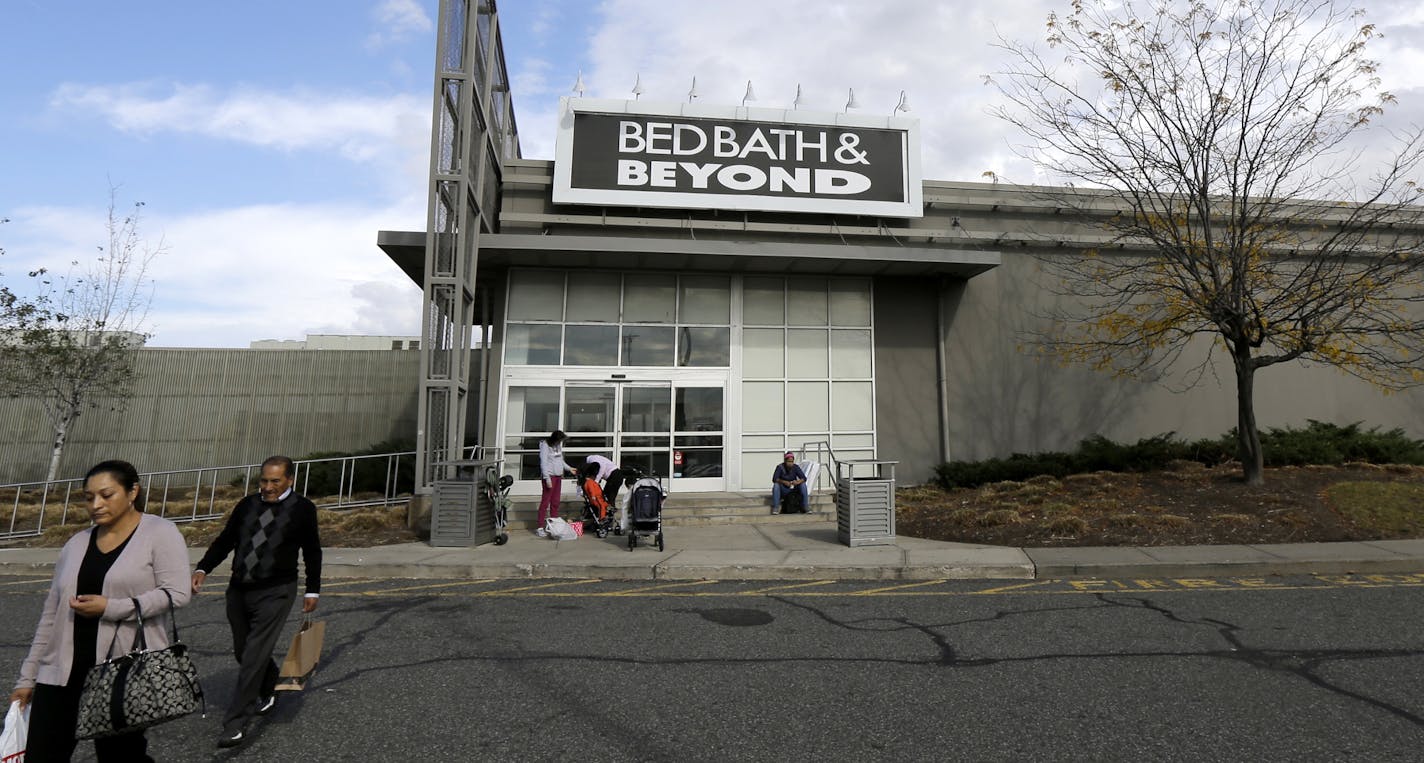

{"left": 560, "top": 381, "right": 724, "bottom": 491}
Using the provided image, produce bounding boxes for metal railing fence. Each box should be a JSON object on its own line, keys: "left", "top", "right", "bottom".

{"left": 798, "top": 440, "right": 842, "bottom": 493}
{"left": 0, "top": 452, "right": 417, "bottom": 542}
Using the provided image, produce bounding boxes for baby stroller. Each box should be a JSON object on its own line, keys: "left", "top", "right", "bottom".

{"left": 578, "top": 464, "right": 619, "bottom": 539}
{"left": 623, "top": 468, "right": 666, "bottom": 552}
{"left": 482, "top": 467, "right": 514, "bottom": 545}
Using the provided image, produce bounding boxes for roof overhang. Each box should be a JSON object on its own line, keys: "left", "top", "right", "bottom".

{"left": 377, "top": 230, "right": 999, "bottom": 287}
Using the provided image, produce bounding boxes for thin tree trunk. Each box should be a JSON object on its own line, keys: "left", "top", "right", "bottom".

{"left": 1234, "top": 358, "right": 1264, "bottom": 486}
{"left": 45, "top": 416, "right": 73, "bottom": 484}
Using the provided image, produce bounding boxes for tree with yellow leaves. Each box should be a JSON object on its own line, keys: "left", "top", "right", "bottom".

{"left": 989, "top": 0, "right": 1424, "bottom": 485}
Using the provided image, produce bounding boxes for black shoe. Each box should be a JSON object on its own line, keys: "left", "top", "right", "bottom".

{"left": 217, "top": 729, "right": 245, "bottom": 748}
{"left": 257, "top": 694, "right": 277, "bottom": 715}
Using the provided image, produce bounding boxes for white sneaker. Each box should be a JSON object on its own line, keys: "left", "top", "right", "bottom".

{"left": 535, "top": 528, "right": 547, "bottom": 538}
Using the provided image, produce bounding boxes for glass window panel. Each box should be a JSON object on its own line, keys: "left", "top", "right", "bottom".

{"left": 741, "top": 435, "right": 784, "bottom": 450}
{"left": 514, "top": 453, "right": 542, "bottom": 481}
{"left": 837, "top": 451, "right": 876, "bottom": 474}
{"left": 564, "top": 324, "right": 619, "bottom": 366}
{"left": 565, "top": 436, "right": 614, "bottom": 449}
{"left": 621, "top": 436, "right": 671, "bottom": 448}
{"left": 675, "top": 449, "right": 722, "bottom": 478}
{"left": 742, "top": 277, "right": 785, "bottom": 325}
{"left": 565, "top": 386, "right": 615, "bottom": 433}
{"left": 677, "top": 326, "right": 730, "bottom": 367}
{"left": 624, "top": 274, "right": 676, "bottom": 323}
{"left": 505, "top": 387, "right": 560, "bottom": 434}
{"left": 679, "top": 275, "right": 730, "bottom": 324}
{"left": 831, "top": 329, "right": 873, "bottom": 378}
{"left": 788, "top": 278, "right": 828, "bottom": 326}
{"left": 787, "top": 382, "right": 829, "bottom": 431}
{"left": 675, "top": 387, "right": 723, "bottom": 432}
{"left": 832, "top": 381, "right": 874, "bottom": 430}
{"left": 790, "top": 435, "right": 830, "bottom": 462}
{"left": 504, "top": 324, "right": 561, "bottom": 365}
{"left": 787, "top": 329, "right": 828, "bottom": 378}
{"left": 741, "top": 451, "right": 784, "bottom": 490}
{"left": 742, "top": 382, "right": 784, "bottom": 433}
{"left": 566, "top": 272, "right": 622, "bottom": 322}
{"left": 621, "top": 326, "right": 675, "bottom": 367}
{"left": 833, "top": 433, "right": 875, "bottom": 448}
{"left": 619, "top": 451, "right": 671, "bottom": 480}
{"left": 675, "top": 435, "right": 723, "bottom": 447}
{"left": 622, "top": 387, "right": 671, "bottom": 432}
{"left": 742, "top": 328, "right": 784, "bottom": 378}
{"left": 829, "top": 280, "right": 872, "bottom": 326}
{"left": 507, "top": 270, "right": 564, "bottom": 321}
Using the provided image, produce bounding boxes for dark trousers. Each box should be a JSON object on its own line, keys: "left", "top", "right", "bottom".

{"left": 26, "top": 682, "right": 151, "bottom": 762}
{"left": 603, "top": 469, "right": 625, "bottom": 505}
{"left": 223, "top": 583, "right": 297, "bottom": 733}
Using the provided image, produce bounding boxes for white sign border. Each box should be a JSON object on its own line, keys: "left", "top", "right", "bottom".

{"left": 552, "top": 97, "right": 923, "bottom": 218}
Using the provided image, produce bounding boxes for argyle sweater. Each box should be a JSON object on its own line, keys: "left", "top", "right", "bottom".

{"left": 197, "top": 492, "right": 322, "bottom": 594}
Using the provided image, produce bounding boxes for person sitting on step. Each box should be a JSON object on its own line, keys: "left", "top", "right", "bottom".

{"left": 771, "top": 452, "right": 809, "bottom": 514}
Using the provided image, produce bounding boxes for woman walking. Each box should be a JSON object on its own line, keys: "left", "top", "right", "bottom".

{"left": 536, "top": 430, "right": 575, "bottom": 537}
{"left": 10, "top": 460, "right": 192, "bottom": 762}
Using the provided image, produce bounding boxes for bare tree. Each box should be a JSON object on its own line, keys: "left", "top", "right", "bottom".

{"left": 2, "top": 191, "right": 161, "bottom": 482}
{"left": 988, "top": 0, "right": 1424, "bottom": 484}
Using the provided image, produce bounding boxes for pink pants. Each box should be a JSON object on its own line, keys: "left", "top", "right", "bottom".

{"left": 538, "top": 476, "right": 563, "bottom": 525}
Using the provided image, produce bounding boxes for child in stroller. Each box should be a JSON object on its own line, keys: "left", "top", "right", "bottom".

{"left": 578, "top": 462, "right": 619, "bottom": 538}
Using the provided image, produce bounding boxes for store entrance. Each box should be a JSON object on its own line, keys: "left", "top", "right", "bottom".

{"left": 562, "top": 381, "right": 725, "bottom": 492}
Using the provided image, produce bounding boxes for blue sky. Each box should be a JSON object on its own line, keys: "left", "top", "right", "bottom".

{"left": 3, "top": 0, "right": 1422, "bottom": 347}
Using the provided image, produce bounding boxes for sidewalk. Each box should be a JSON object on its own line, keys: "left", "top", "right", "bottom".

{"left": 3, "top": 521, "right": 1423, "bottom": 581}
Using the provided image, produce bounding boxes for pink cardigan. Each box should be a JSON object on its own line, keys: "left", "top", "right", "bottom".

{"left": 16, "top": 513, "right": 192, "bottom": 690}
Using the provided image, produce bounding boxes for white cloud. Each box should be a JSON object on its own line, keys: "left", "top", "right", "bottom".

{"left": 508, "top": 0, "right": 1424, "bottom": 187}
{"left": 50, "top": 82, "right": 429, "bottom": 165}
{"left": 521, "top": 0, "right": 1057, "bottom": 182}
{"left": 7, "top": 199, "right": 425, "bottom": 348}
{"left": 367, "top": 0, "right": 435, "bottom": 49}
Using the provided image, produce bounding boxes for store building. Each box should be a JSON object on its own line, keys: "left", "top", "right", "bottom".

{"left": 378, "top": 0, "right": 1424, "bottom": 497}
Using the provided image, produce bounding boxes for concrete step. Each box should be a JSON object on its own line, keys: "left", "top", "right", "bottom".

{"left": 502, "top": 492, "right": 833, "bottom": 530}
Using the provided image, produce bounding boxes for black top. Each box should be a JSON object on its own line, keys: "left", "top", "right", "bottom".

{"left": 196, "top": 492, "right": 323, "bottom": 594}
{"left": 68, "top": 528, "right": 134, "bottom": 686}
{"left": 773, "top": 463, "right": 807, "bottom": 484}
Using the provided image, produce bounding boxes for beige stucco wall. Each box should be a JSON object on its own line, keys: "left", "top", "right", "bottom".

{"left": 0, "top": 348, "right": 420, "bottom": 484}
{"left": 940, "top": 253, "right": 1424, "bottom": 463}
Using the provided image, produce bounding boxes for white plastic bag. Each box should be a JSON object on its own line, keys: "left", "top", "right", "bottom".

{"left": 1, "top": 699, "right": 28, "bottom": 763}
{"left": 545, "top": 517, "right": 578, "bottom": 541}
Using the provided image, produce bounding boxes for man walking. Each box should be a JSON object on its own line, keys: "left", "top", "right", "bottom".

{"left": 192, "top": 455, "right": 322, "bottom": 749}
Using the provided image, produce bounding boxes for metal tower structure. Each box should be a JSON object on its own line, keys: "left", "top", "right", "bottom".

{"left": 417, "top": 0, "right": 518, "bottom": 488}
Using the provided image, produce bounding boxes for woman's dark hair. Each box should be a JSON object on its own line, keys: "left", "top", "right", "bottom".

{"left": 546, "top": 430, "right": 567, "bottom": 445}
{"left": 84, "top": 459, "right": 146, "bottom": 511}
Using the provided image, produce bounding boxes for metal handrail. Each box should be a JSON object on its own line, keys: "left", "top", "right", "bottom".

{"left": 797, "top": 440, "right": 841, "bottom": 493}
{"left": 0, "top": 451, "right": 418, "bottom": 542}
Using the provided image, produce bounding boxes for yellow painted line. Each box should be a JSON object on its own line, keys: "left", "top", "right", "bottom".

{"left": 849, "top": 580, "right": 948, "bottom": 596}
{"left": 476, "top": 579, "right": 603, "bottom": 595}
{"left": 317, "top": 578, "right": 380, "bottom": 589}
{"left": 605, "top": 580, "right": 720, "bottom": 596}
{"left": 738, "top": 580, "right": 838, "bottom": 595}
{"left": 252, "top": 573, "right": 1424, "bottom": 600}
{"left": 360, "top": 579, "right": 498, "bottom": 595}
{"left": 972, "top": 580, "right": 1055, "bottom": 595}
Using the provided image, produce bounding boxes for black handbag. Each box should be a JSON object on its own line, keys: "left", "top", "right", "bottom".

{"left": 75, "top": 590, "right": 204, "bottom": 739}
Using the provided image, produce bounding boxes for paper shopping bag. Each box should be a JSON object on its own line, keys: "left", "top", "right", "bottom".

{"left": 274, "top": 618, "right": 325, "bottom": 692}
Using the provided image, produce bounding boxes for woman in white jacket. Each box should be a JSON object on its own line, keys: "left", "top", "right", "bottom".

{"left": 11, "top": 459, "right": 191, "bottom": 762}
{"left": 536, "top": 430, "right": 576, "bottom": 537}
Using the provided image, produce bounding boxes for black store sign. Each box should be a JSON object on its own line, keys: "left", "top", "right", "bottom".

{"left": 558, "top": 110, "right": 915, "bottom": 216}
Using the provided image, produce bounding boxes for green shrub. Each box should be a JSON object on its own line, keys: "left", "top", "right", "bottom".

{"left": 230, "top": 438, "right": 417, "bottom": 496}
{"left": 932, "top": 421, "right": 1424, "bottom": 490}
